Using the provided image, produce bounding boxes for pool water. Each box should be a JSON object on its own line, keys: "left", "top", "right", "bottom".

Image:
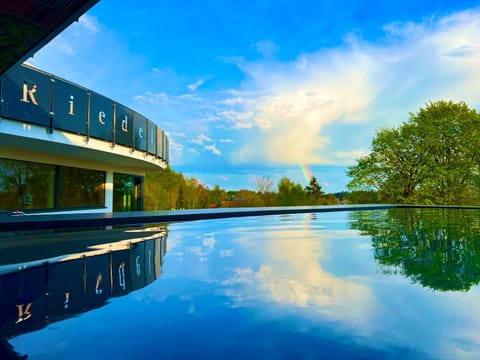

{"left": 3, "top": 208, "right": 480, "bottom": 359}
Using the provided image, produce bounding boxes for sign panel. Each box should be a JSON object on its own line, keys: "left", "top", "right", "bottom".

{"left": 134, "top": 112, "right": 147, "bottom": 152}
{"left": 84, "top": 253, "right": 111, "bottom": 308}
{"left": 1, "top": 65, "right": 51, "bottom": 126}
{"left": 115, "top": 104, "right": 133, "bottom": 147}
{"left": 0, "top": 266, "right": 47, "bottom": 337}
{"left": 52, "top": 78, "right": 88, "bottom": 134}
{"left": 163, "top": 133, "right": 169, "bottom": 162}
{"left": 145, "top": 239, "right": 156, "bottom": 284}
{"left": 147, "top": 120, "right": 157, "bottom": 156}
{"left": 111, "top": 249, "right": 132, "bottom": 297}
{"left": 156, "top": 128, "right": 164, "bottom": 160}
{"left": 47, "top": 259, "right": 85, "bottom": 317}
{"left": 131, "top": 242, "right": 146, "bottom": 290}
{"left": 89, "top": 91, "right": 114, "bottom": 142}
{"left": 155, "top": 237, "right": 162, "bottom": 279}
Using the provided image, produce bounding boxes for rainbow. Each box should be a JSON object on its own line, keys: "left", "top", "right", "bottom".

{"left": 299, "top": 163, "right": 313, "bottom": 183}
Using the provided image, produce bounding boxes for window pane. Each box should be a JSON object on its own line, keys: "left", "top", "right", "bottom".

{"left": 0, "top": 158, "right": 55, "bottom": 210}
{"left": 59, "top": 166, "right": 105, "bottom": 208}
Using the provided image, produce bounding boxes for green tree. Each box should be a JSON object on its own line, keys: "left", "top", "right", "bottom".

{"left": 145, "top": 167, "right": 184, "bottom": 210}
{"left": 276, "top": 177, "right": 306, "bottom": 206}
{"left": 208, "top": 184, "right": 228, "bottom": 207}
{"left": 412, "top": 101, "right": 480, "bottom": 204}
{"left": 305, "top": 176, "right": 324, "bottom": 204}
{"left": 347, "top": 101, "right": 480, "bottom": 205}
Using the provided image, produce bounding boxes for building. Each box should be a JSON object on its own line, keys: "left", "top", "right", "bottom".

{"left": 0, "top": 64, "right": 169, "bottom": 214}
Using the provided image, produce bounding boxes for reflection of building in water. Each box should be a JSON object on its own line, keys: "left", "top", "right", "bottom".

{"left": 0, "top": 229, "right": 168, "bottom": 339}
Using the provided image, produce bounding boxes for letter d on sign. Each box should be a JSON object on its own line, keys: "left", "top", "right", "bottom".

{"left": 122, "top": 115, "right": 128, "bottom": 132}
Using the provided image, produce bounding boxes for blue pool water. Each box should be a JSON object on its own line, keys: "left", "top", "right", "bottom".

{"left": 3, "top": 208, "right": 480, "bottom": 359}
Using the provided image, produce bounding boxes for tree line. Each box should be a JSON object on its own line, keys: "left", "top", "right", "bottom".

{"left": 144, "top": 169, "right": 339, "bottom": 210}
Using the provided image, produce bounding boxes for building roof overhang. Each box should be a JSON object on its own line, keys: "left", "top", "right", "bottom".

{"left": 0, "top": 119, "right": 167, "bottom": 173}
{"left": 0, "top": 0, "right": 99, "bottom": 76}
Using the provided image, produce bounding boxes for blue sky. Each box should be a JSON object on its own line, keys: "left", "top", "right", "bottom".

{"left": 28, "top": 0, "right": 480, "bottom": 192}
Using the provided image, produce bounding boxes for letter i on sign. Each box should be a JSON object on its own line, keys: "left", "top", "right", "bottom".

{"left": 69, "top": 95, "right": 75, "bottom": 115}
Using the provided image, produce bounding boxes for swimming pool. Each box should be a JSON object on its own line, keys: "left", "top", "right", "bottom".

{"left": 2, "top": 208, "right": 480, "bottom": 359}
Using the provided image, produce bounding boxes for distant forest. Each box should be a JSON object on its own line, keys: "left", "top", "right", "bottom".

{"left": 144, "top": 168, "right": 344, "bottom": 210}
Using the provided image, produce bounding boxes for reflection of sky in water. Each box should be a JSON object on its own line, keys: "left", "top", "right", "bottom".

{"left": 10, "top": 211, "right": 480, "bottom": 359}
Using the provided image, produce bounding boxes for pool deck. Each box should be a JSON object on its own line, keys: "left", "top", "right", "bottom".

{"left": 0, "top": 204, "right": 400, "bottom": 232}
{"left": 2, "top": 204, "right": 479, "bottom": 232}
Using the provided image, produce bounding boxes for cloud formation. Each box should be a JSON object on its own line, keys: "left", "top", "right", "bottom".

{"left": 224, "top": 228, "right": 376, "bottom": 325}
{"left": 219, "top": 9, "right": 480, "bottom": 166}
{"left": 188, "top": 79, "right": 205, "bottom": 92}
{"left": 205, "top": 144, "right": 221, "bottom": 155}
{"left": 189, "top": 134, "right": 213, "bottom": 145}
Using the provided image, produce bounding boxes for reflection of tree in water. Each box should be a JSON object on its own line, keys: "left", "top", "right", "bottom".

{"left": 350, "top": 208, "right": 480, "bottom": 292}
{"left": 0, "top": 159, "right": 54, "bottom": 209}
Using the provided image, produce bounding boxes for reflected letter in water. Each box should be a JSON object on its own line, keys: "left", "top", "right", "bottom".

{"left": 0, "top": 227, "right": 168, "bottom": 358}
{"left": 350, "top": 208, "right": 480, "bottom": 291}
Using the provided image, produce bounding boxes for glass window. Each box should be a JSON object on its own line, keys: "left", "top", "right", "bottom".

{"left": 0, "top": 158, "right": 106, "bottom": 211}
{"left": 58, "top": 166, "right": 105, "bottom": 208}
{"left": 0, "top": 158, "right": 55, "bottom": 210}
{"left": 113, "top": 173, "right": 144, "bottom": 211}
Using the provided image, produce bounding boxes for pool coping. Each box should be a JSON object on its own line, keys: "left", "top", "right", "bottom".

{"left": 1, "top": 204, "right": 479, "bottom": 232}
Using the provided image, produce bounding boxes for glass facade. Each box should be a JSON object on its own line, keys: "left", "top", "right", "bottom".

{"left": 0, "top": 158, "right": 105, "bottom": 211}
{"left": 113, "top": 173, "right": 143, "bottom": 212}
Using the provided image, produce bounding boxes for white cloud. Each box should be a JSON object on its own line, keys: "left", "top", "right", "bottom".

{"left": 223, "top": 229, "right": 376, "bottom": 325}
{"left": 226, "top": 9, "right": 480, "bottom": 166}
{"left": 218, "top": 175, "right": 230, "bottom": 181}
{"left": 189, "top": 134, "right": 213, "bottom": 145}
{"left": 188, "top": 148, "right": 200, "bottom": 155}
{"left": 202, "top": 234, "right": 216, "bottom": 249}
{"left": 178, "top": 94, "right": 204, "bottom": 102}
{"left": 170, "top": 132, "right": 186, "bottom": 138}
{"left": 167, "top": 137, "right": 184, "bottom": 164}
{"left": 78, "top": 14, "right": 100, "bottom": 34}
{"left": 188, "top": 79, "right": 205, "bottom": 92}
{"left": 134, "top": 91, "right": 177, "bottom": 106}
{"left": 205, "top": 144, "right": 221, "bottom": 155}
{"left": 48, "top": 35, "right": 76, "bottom": 55}
{"left": 334, "top": 149, "right": 369, "bottom": 164}
{"left": 38, "top": 14, "right": 101, "bottom": 57}
{"left": 219, "top": 110, "right": 255, "bottom": 129}
{"left": 217, "top": 97, "right": 245, "bottom": 106}
{"left": 220, "top": 138, "right": 234, "bottom": 143}
{"left": 255, "top": 40, "right": 279, "bottom": 58}
{"left": 220, "top": 249, "right": 234, "bottom": 257}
